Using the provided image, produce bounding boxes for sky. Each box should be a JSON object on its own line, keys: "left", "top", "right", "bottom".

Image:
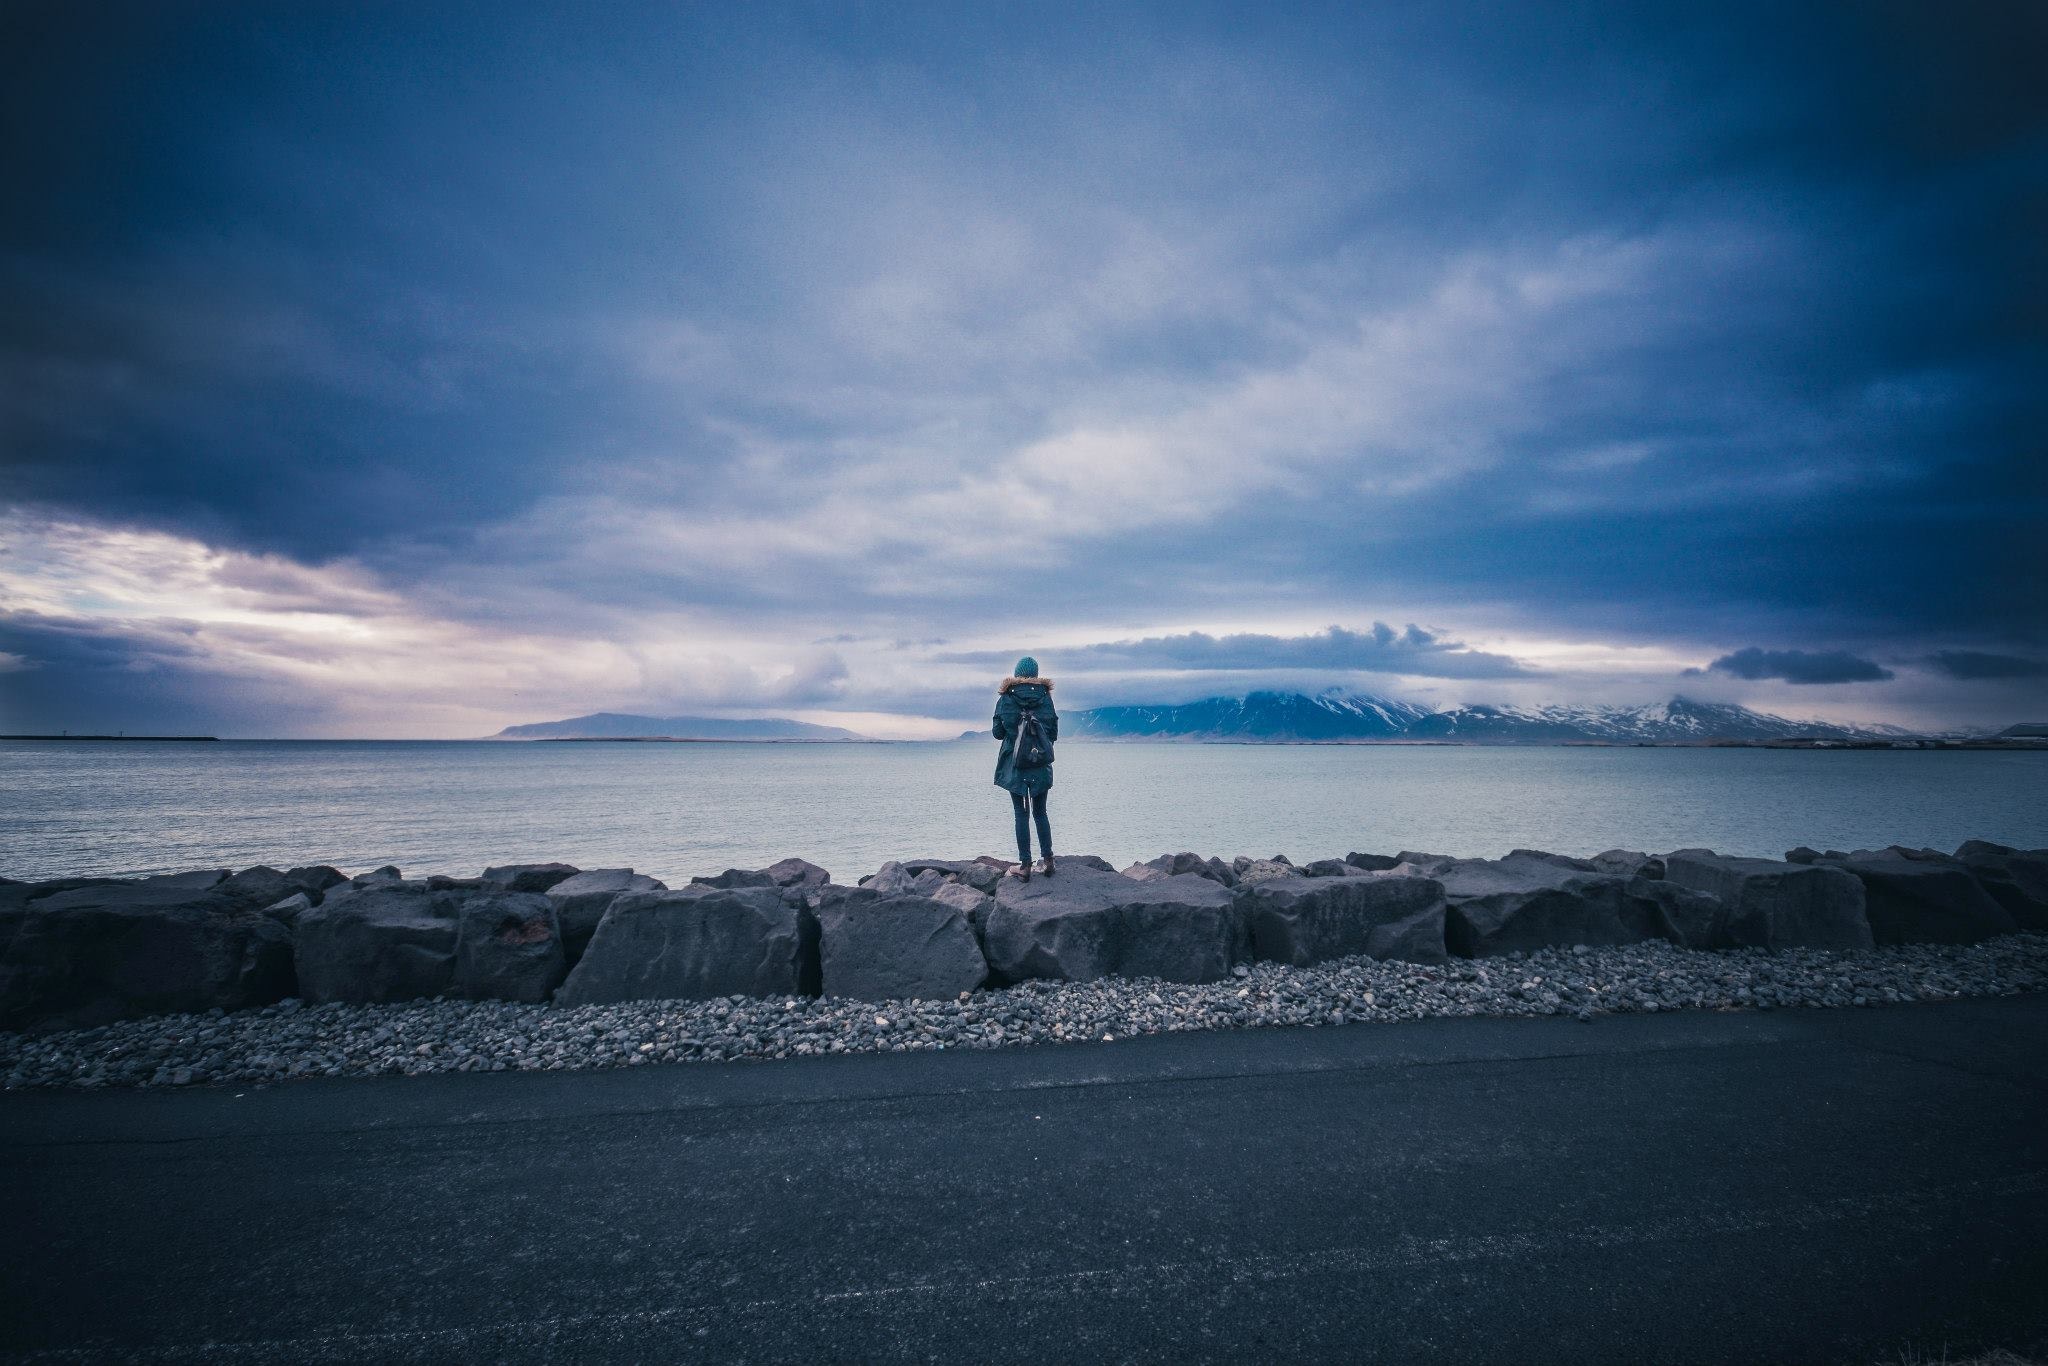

{"left": 1, "top": 0, "right": 2044, "bottom": 739}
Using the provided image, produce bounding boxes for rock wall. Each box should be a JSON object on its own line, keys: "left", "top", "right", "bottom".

{"left": 2, "top": 840, "right": 2043, "bottom": 1030}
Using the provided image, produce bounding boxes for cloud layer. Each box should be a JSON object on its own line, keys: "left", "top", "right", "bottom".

{"left": 2, "top": 2, "right": 2044, "bottom": 734}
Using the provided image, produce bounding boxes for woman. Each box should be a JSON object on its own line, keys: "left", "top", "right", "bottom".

{"left": 993, "top": 656, "right": 1057, "bottom": 880}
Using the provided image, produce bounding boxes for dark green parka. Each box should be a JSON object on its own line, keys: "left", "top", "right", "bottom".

{"left": 992, "top": 676, "right": 1057, "bottom": 796}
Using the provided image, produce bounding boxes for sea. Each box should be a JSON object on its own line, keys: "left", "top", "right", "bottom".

{"left": 3, "top": 738, "right": 2044, "bottom": 886}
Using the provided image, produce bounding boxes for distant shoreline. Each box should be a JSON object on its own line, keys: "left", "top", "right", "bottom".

{"left": 0, "top": 734, "right": 220, "bottom": 742}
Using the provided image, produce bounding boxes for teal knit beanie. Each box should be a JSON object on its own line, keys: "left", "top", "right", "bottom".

{"left": 1013, "top": 656, "right": 1039, "bottom": 677}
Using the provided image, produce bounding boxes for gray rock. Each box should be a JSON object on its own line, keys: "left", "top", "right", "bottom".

{"left": 1818, "top": 849, "right": 2017, "bottom": 945}
{"left": 900, "top": 859, "right": 1003, "bottom": 893}
{"left": 929, "top": 879, "right": 994, "bottom": 924}
{"left": 1506, "top": 849, "right": 1598, "bottom": 872}
{"left": 984, "top": 865, "right": 1244, "bottom": 985}
{"left": 0, "top": 881, "right": 294, "bottom": 1031}
{"left": 1234, "top": 859, "right": 1302, "bottom": 886}
{"left": 352, "top": 865, "right": 404, "bottom": 888}
{"left": 294, "top": 882, "right": 460, "bottom": 1004}
{"left": 1436, "top": 854, "right": 1673, "bottom": 957}
{"left": 262, "top": 892, "right": 314, "bottom": 925}
{"left": 1393, "top": 851, "right": 1460, "bottom": 875}
{"left": 1344, "top": 852, "right": 1401, "bottom": 872}
{"left": 763, "top": 857, "right": 832, "bottom": 888}
{"left": 691, "top": 868, "right": 779, "bottom": 890}
{"left": 1120, "top": 862, "right": 1169, "bottom": 882}
{"left": 1239, "top": 874, "right": 1448, "bottom": 966}
{"left": 217, "top": 866, "right": 295, "bottom": 908}
{"left": 1300, "top": 858, "right": 1367, "bottom": 878}
{"left": 1590, "top": 849, "right": 1663, "bottom": 879}
{"left": 1625, "top": 878, "right": 1733, "bottom": 949}
{"left": 452, "top": 892, "right": 566, "bottom": 1002}
{"left": 816, "top": 895, "right": 988, "bottom": 1001}
{"left": 142, "top": 869, "right": 231, "bottom": 891}
{"left": 546, "top": 868, "right": 666, "bottom": 965}
{"left": 556, "top": 887, "right": 811, "bottom": 1005}
{"left": 1953, "top": 840, "right": 2048, "bottom": 930}
{"left": 1663, "top": 850, "right": 1872, "bottom": 950}
{"left": 1784, "top": 846, "right": 1823, "bottom": 865}
{"left": 283, "top": 865, "right": 349, "bottom": 901}
{"left": 479, "top": 862, "right": 580, "bottom": 894}
{"left": 1061, "top": 854, "right": 1120, "bottom": 873}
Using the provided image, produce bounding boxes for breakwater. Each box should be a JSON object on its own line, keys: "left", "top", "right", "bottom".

{"left": 3, "top": 841, "right": 2043, "bottom": 1036}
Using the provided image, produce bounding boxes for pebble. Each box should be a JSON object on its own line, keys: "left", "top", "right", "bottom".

{"left": 3, "top": 934, "right": 2044, "bottom": 1090}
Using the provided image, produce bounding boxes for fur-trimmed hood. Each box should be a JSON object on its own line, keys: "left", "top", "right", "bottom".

{"left": 998, "top": 675, "right": 1054, "bottom": 693}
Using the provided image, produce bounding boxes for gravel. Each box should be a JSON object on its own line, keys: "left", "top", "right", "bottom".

{"left": 5, "top": 933, "right": 2045, "bottom": 1091}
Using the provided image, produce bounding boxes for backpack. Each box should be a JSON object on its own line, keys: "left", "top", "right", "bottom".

{"left": 1011, "top": 699, "right": 1054, "bottom": 771}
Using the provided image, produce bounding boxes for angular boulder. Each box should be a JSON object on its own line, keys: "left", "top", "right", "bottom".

{"left": 546, "top": 868, "right": 667, "bottom": 965}
{"left": 452, "top": 892, "right": 566, "bottom": 1002}
{"left": 1239, "top": 874, "right": 1448, "bottom": 966}
{"left": 294, "top": 882, "right": 461, "bottom": 1004}
{"left": 1819, "top": 849, "right": 2017, "bottom": 945}
{"left": 1953, "top": 840, "right": 2048, "bottom": 930}
{"left": 983, "top": 865, "right": 1244, "bottom": 985}
{"left": 1344, "top": 852, "right": 1400, "bottom": 873}
{"left": 1435, "top": 855, "right": 1672, "bottom": 957}
{"left": 860, "top": 862, "right": 950, "bottom": 897}
{"left": 1663, "top": 850, "right": 1871, "bottom": 950}
{"left": 898, "top": 858, "right": 1003, "bottom": 893}
{"left": 1234, "top": 859, "right": 1302, "bottom": 886}
{"left": 478, "top": 862, "right": 580, "bottom": 893}
{"left": 1300, "top": 858, "right": 1366, "bottom": 879}
{"left": 1133, "top": 852, "right": 1236, "bottom": 887}
{"left": 555, "top": 886, "right": 811, "bottom": 1005}
{"left": 1591, "top": 849, "right": 1663, "bottom": 879}
{"left": 764, "top": 857, "right": 832, "bottom": 888}
{"left": 0, "top": 881, "right": 295, "bottom": 1030}
{"left": 284, "top": 865, "right": 350, "bottom": 900}
{"left": 216, "top": 866, "right": 296, "bottom": 908}
{"left": 1506, "top": 849, "right": 1598, "bottom": 872}
{"left": 815, "top": 895, "right": 988, "bottom": 1001}
{"left": 692, "top": 867, "right": 779, "bottom": 890}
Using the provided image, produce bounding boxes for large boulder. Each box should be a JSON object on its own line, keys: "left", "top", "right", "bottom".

{"left": 1663, "top": 850, "right": 1871, "bottom": 950}
{"left": 1300, "top": 858, "right": 1367, "bottom": 879}
{"left": 764, "top": 857, "right": 832, "bottom": 888}
{"left": 692, "top": 868, "right": 779, "bottom": 890}
{"left": 555, "top": 886, "right": 812, "bottom": 1005}
{"left": 1131, "top": 852, "right": 1236, "bottom": 887}
{"left": 1435, "top": 855, "right": 1673, "bottom": 958}
{"left": 1239, "top": 874, "right": 1448, "bottom": 966}
{"left": 478, "top": 862, "right": 580, "bottom": 894}
{"left": 0, "top": 881, "right": 294, "bottom": 1030}
{"left": 1234, "top": 859, "right": 1302, "bottom": 886}
{"left": 1344, "top": 852, "right": 1401, "bottom": 873}
{"left": 1590, "top": 850, "right": 1663, "bottom": 879}
{"left": 294, "top": 882, "right": 461, "bottom": 1004}
{"left": 1953, "top": 840, "right": 2048, "bottom": 930}
{"left": 815, "top": 895, "right": 988, "bottom": 1001}
{"left": 284, "top": 865, "right": 350, "bottom": 900}
{"left": 859, "top": 862, "right": 950, "bottom": 897}
{"left": 1817, "top": 849, "right": 2017, "bottom": 945}
{"left": 983, "top": 865, "right": 1244, "bottom": 985}
{"left": 899, "top": 858, "right": 1004, "bottom": 894}
{"left": 546, "top": 868, "right": 667, "bottom": 965}
{"left": 452, "top": 892, "right": 567, "bottom": 1002}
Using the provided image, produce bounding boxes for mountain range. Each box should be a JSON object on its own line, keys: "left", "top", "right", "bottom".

{"left": 493, "top": 713, "right": 863, "bottom": 741}
{"left": 1054, "top": 690, "right": 1925, "bottom": 744}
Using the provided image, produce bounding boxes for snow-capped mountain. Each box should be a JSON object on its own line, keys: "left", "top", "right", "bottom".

{"left": 1063, "top": 693, "right": 1916, "bottom": 743}
{"left": 1063, "top": 689, "right": 1432, "bottom": 742}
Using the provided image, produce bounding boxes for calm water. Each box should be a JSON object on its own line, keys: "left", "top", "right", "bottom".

{"left": 1, "top": 739, "right": 2042, "bottom": 884}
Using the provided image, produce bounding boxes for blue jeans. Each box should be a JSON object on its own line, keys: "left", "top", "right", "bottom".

{"left": 1010, "top": 790, "right": 1052, "bottom": 864}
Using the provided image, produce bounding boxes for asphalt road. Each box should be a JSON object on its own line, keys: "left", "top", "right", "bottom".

{"left": 4, "top": 996, "right": 2047, "bottom": 1365}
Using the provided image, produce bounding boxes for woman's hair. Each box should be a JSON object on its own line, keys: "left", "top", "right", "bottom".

{"left": 1013, "top": 656, "right": 1039, "bottom": 677}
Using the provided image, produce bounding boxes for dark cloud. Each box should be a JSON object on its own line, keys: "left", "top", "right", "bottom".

{"left": 937, "top": 624, "right": 1536, "bottom": 680}
{"left": 1925, "top": 650, "right": 2048, "bottom": 681}
{"left": 2, "top": 1, "right": 2044, "bottom": 732}
{"left": 1695, "top": 647, "right": 1895, "bottom": 685}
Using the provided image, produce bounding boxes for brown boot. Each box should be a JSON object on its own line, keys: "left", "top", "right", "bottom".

{"left": 1008, "top": 862, "right": 1031, "bottom": 884}
{"left": 1041, "top": 856, "right": 1057, "bottom": 877}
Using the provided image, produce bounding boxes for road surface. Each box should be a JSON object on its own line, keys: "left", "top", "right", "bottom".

{"left": 4, "top": 995, "right": 2047, "bottom": 1363}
